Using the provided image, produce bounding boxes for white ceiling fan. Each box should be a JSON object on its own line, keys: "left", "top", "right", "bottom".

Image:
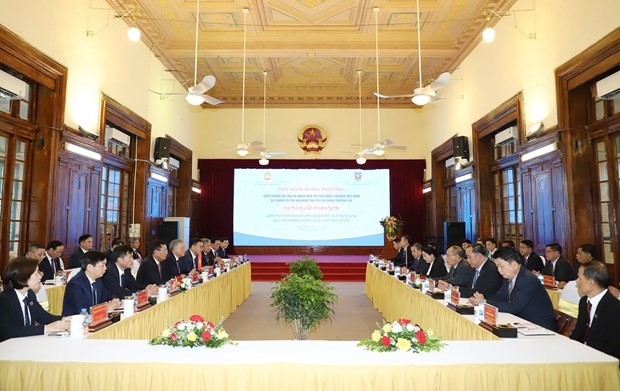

{"left": 258, "top": 71, "right": 284, "bottom": 165}
{"left": 374, "top": 0, "right": 451, "bottom": 106}
{"left": 149, "top": 0, "right": 223, "bottom": 106}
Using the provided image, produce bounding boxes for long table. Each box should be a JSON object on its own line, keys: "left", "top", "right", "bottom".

{"left": 89, "top": 262, "right": 252, "bottom": 340}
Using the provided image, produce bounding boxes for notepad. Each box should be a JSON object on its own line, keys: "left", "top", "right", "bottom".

{"left": 514, "top": 323, "right": 555, "bottom": 336}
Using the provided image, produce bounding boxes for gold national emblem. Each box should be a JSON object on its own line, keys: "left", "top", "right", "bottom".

{"left": 298, "top": 125, "right": 328, "bottom": 154}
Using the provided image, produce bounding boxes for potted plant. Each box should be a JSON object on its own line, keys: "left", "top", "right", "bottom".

{"left": 288, "top": 256, "right": 323, "bottom": 280}
{"left": 270, "top": 273, "right": 338, "bottom": 340}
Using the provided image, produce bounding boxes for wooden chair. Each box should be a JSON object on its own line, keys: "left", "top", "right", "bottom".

{"left": 554, "top": 309, "right": 576, "bottom": 337}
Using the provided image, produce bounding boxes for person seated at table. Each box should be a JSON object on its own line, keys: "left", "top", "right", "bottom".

{"left": 485, "top": 238, "right": 498, "bottom": 259}
{"left": 182, "top": 238, "right": 204, "bottom": 271}
{"left": 420, "top": 245, "right": 447, "bottom": 279}
{"left": 68, "top": 234, "right": 94, "bottom": 269}
{"left": 205, "top": 238, "right": 223, "bottom": 267}
{"left": 0, "top": 257, "right": 70, "bottom": 341}
{"left": 410, "top": 242, "right": 429, "bottom": 275}
{"left": 137, "top": 240, "right": 168, "bottom": 286}
{"left": 103, "top": 245, "right": 158, "bottom": 299}
{"left": 559, "top": 243, "right": 599, "bottom": 317}
{"left": 458, "top": 243, "right": 503, "bottom": 299}
{"left": 105, "top": 238, "right": 125, "bottom": 263}
{"left": 500, "top": 240, "right": 515, "bottom": 248}
{"left": 437, "top": 246, "right": 474, "bottom": 289}
{"left": 201, "top": 238, "right": 214, "bottom": 266}
{"left": 398, "top": 235, "right": 415, "bottom": 270}
{"left": 218, "top": 237, "right": 230, "bottom": 258}
{"left": 389, "top": 238, "right": 403, "bottom": 265}
{"left": 469, "top": 247, "right": 556, "bottom": 330}
{"left": 542, "top": 243, "right": 575, "bottom": 288}
{"left": 461, "top": 239, "right": 472, "bottom": 251}
{"left": 162, "top": 239, "right": 190, "bottom": 281}
{"left": 570, "top": 261, "right": 620, "bottom": 359}
{"left": 519, "top": 240, "right": 544, "bottom": 273}
{"left": 40, "top": 240, "right": 65, "bottom": 282}
{"left": 128, "top": 237, "right": 142, "bottom": 275}
{"left": 62, "top": 251, "right": 120, "bottom": 316}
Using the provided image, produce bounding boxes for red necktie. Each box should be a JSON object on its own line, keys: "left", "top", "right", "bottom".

{"left": 197, "top": 252, "right": 203, "bottom": 271}
{"left": 584, "top": 300, "right": 592, "bottom": 343}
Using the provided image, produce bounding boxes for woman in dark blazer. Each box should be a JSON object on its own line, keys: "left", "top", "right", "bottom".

{"left": 421, "top": 245, "right": 448, "bottom": 279}
{"left": 0, "top": 257, "right": 69, "bottom": 342}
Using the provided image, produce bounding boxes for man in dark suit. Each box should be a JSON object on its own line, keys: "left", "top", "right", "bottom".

{"left": 201, "top": 238, "right": 214, "bottom": 266}
{"left": 25, "top": 243, "right": 46, "bottom": 263}
{"left": 0, "top": 257, "right": 69, "bottom": 341}
{"left": 571, "top": 261, "right": 620, "bottom": 359}
{"left": 105, "top": 238, "right": 124, "bottom": 264}
{"left": 437, "top": 246, "right": 474, "bottom": 289}
{"left": 181, "top": 238, "right": 204, "bottom": 271}
{"left": 136, "top": 240, "right": 168, "bottom": 286}
{"left": 162, "top": 239, "right": 190, "bottom": 281}
{"left": 218, "top": 237, "right": 230, "bottom": 258}
{"left": 39, "top": 240, "right": 65, "bottom": 282}
{"left": 485, "top": 238, "right": 498, "bottom": 259}
{"left": 470, "top": 247, "right": 556, "bottom": 330}
{"left": 389, "top": 238, "right": 403, "bottom": 265}
{"left": 459, "top": 243, "right": 503, "bottom": 298}
{"left": 205, "top": 238, "right": 222, "bottom": 266}
{"left": 68, "top": 234, "right": 94, "bottom": 269}
{"left": 519, "top": 240, "right": 544, "bottom": 273}
{"left": 542, "top": 243, "right": 575, "bottom": 288}
{"left": 62, "top": 251, "right": 120, "bottom": 316}
{"left": 398, "top": 235, "right": 415, "bottom": 270}
{"left": 129, "top": 237, "right": 143, "bottom": 261}
{"left": 102, "top": 245, "right": 158, "bottom": 299}
{"left": 410, "top": 242, "right": 429, "bottom": 275}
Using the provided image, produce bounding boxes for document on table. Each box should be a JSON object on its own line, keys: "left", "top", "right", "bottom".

{"left": 514, "top": 323, "right": 555, "bottom": 336}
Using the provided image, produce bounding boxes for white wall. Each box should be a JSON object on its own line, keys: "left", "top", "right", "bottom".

{"left": 423, "top": 0, "right": 620, "bottom": 175}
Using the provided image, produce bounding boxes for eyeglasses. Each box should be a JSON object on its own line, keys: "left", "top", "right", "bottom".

{"left": 156, "top": 248, "right": 168, "bottom": 253}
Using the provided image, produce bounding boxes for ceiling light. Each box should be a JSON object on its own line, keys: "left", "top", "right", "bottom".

{"left": 65, "top": 143, "right": 102, "bottom": 161}
{"left": 356, "top": 156, "right": 367, "bottom": 165}
{"left": 127, "top": 27, "right": 141, "bottom": 42}
{"left": 186, "top": 94, "right": 204, "bottom": 106}
{"left": 237, "top": 148, "right": 249, "bottom": 157}
{"left": 412, "top": 94, "right": 431, "bottom": 106}
{"left": 455, "top": 173, "right": 474, "bottom": 183}
{"left": 150, "top": 172, "right": 168, "bottom": 183}
{"left": 374, "top": 149, "right": 385, "bottom": 156}
{"left": 422, "top": 187, "right": 431, "bottom": 194}
{"left": 482, "top": 26, "right": 496, "bottom": 43}
{"left": 192, "top": 187, "right": 201, "bottom": 194}
{"left": 259, "top": 157, "right": 269, "bottom": 166}
{"left": 521, "top": 143, "right": 558, "bottom": 162}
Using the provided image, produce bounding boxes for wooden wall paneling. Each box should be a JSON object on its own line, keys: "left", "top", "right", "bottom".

{"left": 165, "top": 135, "right": 192, "bottom": 218}
{"left": 430, "top": 138, "right": 455, "bottom": 248}
{"left": 191, "top": 180, "right": 201, "bottom": 237}
{"left": 456, "top": 176, "right": 477, "bottom": 242}
{"left": 145, "top": 165, "right": 170, "bottom": 245}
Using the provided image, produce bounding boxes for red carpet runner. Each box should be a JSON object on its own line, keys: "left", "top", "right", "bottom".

{"left": 250, "top": 262, "right": 367, "bottom": 282}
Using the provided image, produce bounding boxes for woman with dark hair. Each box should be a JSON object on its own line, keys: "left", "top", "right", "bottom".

{"left": 421, "top": 245, "right": 448, "bottom": 279}
{"left": 0, "top": 257, "right": 69, "bottom": 341}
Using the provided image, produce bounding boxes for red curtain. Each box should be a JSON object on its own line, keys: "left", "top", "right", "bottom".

{"left": 197, "top": 159, "right": 426, "bottom": 251}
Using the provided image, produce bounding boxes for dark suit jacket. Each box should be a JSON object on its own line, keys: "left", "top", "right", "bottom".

{"left": 542, "top": 256, "right": 575, "bottom": 282}
{"left": 39, "top": 254, "right": 63, "bottom": 282}
{"left": 161, "top": 254, "right": 187, "bottom": 281}
{"left": 571, "top": 291, "right": 620, "bottom": 359}
{"left": 68, "top": 248, "right": 87, "bottom": 269}
{"left": 102, "top": 262, "right": 145, "bottom": 299}
{"left": 217, "top": 247, "right": 227, "bottom": 258}
{"left": 409, "top": 256, "right": 429, "bottom": 275}
{"left": 487, "top": 266, "right": 556, "bottom": 330}
{"left": 391, "top": 248, "right": 404, "bottom": 266}
{"left": 459, "top": 259, "right": 504, "bottom": 298}
{"left": 438, "top": 259, "right": 474, "bottom": 287}
{"left": 136, "top": 256, "right": 166, "bottom": 287}
{"left": 181, "top": 250, "right": 198, "bottom": 271}
{"left": 62, "top": 271, "right": 114, "bottom": 316}
{"left": 0, "top": 289, "right": 62, "bottom": 342}
{"left": 523, "top": 251, "right": 545, "bottom": 272}
{"left": 205, "top": 249, "right": 219, "bottom": 266}
{"left": 132, "top": 249, "right": 143, "bottom": 260}
{"left": 424, "top": 259, "right": 448, "bottom": 279}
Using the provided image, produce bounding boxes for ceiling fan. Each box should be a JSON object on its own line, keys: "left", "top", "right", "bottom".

{"left": 258, "top": 71, "right": 284, "bottom": 165}
{"left": 375, "top": 0, "right": 451, "bottom": 106}
{"left": 149, "top": 0, "right": 223, "bottom": 106}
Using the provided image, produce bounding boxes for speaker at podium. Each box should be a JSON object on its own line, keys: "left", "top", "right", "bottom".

{"left": 443, "top": 222, "right": 466, "bottom": 252}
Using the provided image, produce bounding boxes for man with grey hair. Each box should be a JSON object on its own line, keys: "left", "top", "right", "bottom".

{"left": 162, "top": 239, "right": 189, "bottom": 280}
{"left": 437, "top": 245, "right": 474, "bottom": 289}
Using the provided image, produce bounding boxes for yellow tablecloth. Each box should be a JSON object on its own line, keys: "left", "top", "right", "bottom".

{"left": 546, "top": 288, "right": 561, "bottom": 309}
{"left": 89, "top": 262, "right": 252, "bottom": 340}
{"left": 365, "top": 263, "right": 499, "bottom": 341}
{"left": 45, "top": 285, "right": 65, "bottom": 316}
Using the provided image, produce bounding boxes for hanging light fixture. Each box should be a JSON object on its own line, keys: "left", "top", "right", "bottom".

{"left": 356, "top": 69, "right": 366, "bottom": 165}
{"left": 259, "top": 70, "right": 269, "bottom": 166}
{"left": 482, "top": 13, "right": 495, "bottom": 43}
{"left": 187, "top": 0, "right": 205, "bottom": 106}
{"left": 127, "top": 26, "right": 141, "bottom": 42}
{"left": 412, "top": 0, "right": 431, "bottom": 106}
{"left": 237, "top": 8, "right": 249, "bottom": 157}
{"left": 373, "top": 7, "right": 385, "bottom": 157}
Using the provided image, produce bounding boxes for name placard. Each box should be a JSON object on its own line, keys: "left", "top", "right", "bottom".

{"left": 90, "top": 303, "right": 108, "bottom": 326}
{"left": 483, "top": 303, "right": 498, "bottom": 326}
{"left": 543, "top": 275, "right": 555, "bottom": 286}
{"left": 168, "top": 279, "right": 178, "bottom": 293}
{"left": 428, "top": 279, "right": 435, "bottom": 293}
{"left": 451, "top": 289, "right": 460, "bottom": 305}
{"left": 191, "top": 272, "right": 199, "bottom": 283}
{"left": 137, "top": 290, "right": 148, "bottom": 307}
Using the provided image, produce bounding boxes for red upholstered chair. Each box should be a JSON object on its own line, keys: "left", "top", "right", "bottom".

{"left": 554, "top": 309, "right": 576, "bottom": 337}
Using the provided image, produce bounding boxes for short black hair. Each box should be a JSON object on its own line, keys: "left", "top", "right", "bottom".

{"left": 26, "top": 242, "right": 45, "bottom": 254}
{"left": 578, "top": 244, "right": 597, "bottom": 260}
{"left": 111, "top": 238, "right": 124, "bottom": 248}
{"left": 220, "top": 237, "right": 229, "bottom": 241}
{"left": 485, "top": 238, "right": 497, "bottom": 245}
{"left": 469, "top": 243, "right": 487, "bottom": 256}
{"left": 79, "top": 234, "right": 92, "bottom": 244}
{"left": 401, "top": 234, "right": 411, "bottom": 244}
{"left": 2, "top": 257, "right": 38, "bottom": 290}
{"left": 46, "top": 240, "right": 64, "bottom": 251}
{"left": 501, "top": 240, "right": 515, "bottom": 248}
{"left": 189, "top": 237, "right": 202, "bottom": 247}
{"left": 79, "top": 251, "right": 106, "bottom": 271}
{"left": 111, "top": 245, "right": 133, "bottom": 263}
{"left": 412, "top": 242, "right": 424, "bottom": 251}
{"left": 546, "top": 243, "right": 562, "bottom": 254}
{"left": 422, "top": 245, "right": 439, "bottom": 259}
{"left": 149, "top": 240, "right": 167, "bottom": 255}
{"left": 494, "top": 247, "right": 521, "bottom": 264}
{"left": 520, "top": 240, "right": 534, "bottom": 249}
{"left": 580, "top": 261, "right": 610, "bottom": 289}
{"left": 462, "top": 239, "right": 472, "bottom": 245}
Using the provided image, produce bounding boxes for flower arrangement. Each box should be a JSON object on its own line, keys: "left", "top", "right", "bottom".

{"left": 380, "top": 216, "right": 402, "bottom": 241}
{"left": 357, "top": 319, "right": 445, "bottom": 353}
{"left": 179, "top": 277, "right": 192, "bottom": 292}
{"left": 148, "top": 315, "right": 234, "bottom": 348}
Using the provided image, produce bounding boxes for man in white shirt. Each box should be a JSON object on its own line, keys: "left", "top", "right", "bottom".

{"left": 40, "top": 241, "right": 65, "bottom": 282}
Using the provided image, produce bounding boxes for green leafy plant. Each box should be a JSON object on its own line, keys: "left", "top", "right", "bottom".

{"left": 288, "top": 256, "right": 323, "bottom": 280}
{"left": 270, "top": 273, "right": 338, "bottom": 340}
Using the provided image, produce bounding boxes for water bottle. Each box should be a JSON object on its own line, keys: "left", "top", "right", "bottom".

{"left": 132, "top": 292, "right": 138, "bottom": 312}
{"left": 537, "top": 274, "right": 544, "bottom": 284}
{"left": 422, "top": 279, "right": 430, "bottom": 294}
{"left": 444, "top": 285, "right": 452, "bottom": 305}
{"left": 474, "top": 300, "right": 486, "bottom": 324}
{"left": 80, "top": 308, "right": 90, "bottom": 334}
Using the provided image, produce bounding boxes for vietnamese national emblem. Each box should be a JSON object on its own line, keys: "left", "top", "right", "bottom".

{"left": 298, "top": 125, "right": 328, "bottom": 154}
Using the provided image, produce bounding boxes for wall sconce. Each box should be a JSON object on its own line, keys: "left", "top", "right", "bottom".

{"left": 422, "top": 187, "right": 431, "bottom": 194}
{"left": 521, "top": 143, "right": 558, "bottom": 162}
{"left": 65, "top": 142, "right": 102, "bottom": 161}
{"left": 192, "top": 186, "right": 201, "bottom": 194}
{"left": 86, "top": 8, "right": 141, "bottom": 43}
{"left": 455, "top": 173, "right": 474, "bottom": 183}
{"left": 149, "top": 172, "right": 168, "bottom": 183}
{"left": 482, "top": 8, "right": 536, "bottom": 43}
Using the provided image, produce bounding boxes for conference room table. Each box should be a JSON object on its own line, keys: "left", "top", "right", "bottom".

{"left": 43, "top": 284, "right": 66, "bottom": 315}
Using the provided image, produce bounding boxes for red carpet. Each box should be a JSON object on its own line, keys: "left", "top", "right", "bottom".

{"left": 249, "top": 257, "right": 368, "bottom": 282}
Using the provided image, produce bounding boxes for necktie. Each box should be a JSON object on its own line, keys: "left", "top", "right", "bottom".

{"left": 193, "top": 256, "right": 197, "bottom": 269}
{"left": 176, "top": 260, "right": 181, "bottom": 274}
{"left": 157, "top": 262, "right": 162, "bottom": 278}
{"left": 91, "top": 282, "right": 97, "bottom": 306}
{"left": 23, "top": 297, "right": 31, "bottom": 326}
{"left": 585, "top": 300, "right": 592, "bottom": 343}
{"left": 404, "top": 250, "right": 408, "bottom": 269}
{"left": 508, "top": 279, "right": 514, "bottom": 299}
{"left": 197, "top": 252, "right": 203, "bottom": 271}
{"left": 448, "top": 266, "right": 456, "bottom": 280}
{"left": 472, "top": 269, "right": 480, "bottom": 288}
{"left": 121, "top": 272, "right": 127, "bottom": 288}
{"left": 50, "top": 258, "right": 56, "bottom": 273}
